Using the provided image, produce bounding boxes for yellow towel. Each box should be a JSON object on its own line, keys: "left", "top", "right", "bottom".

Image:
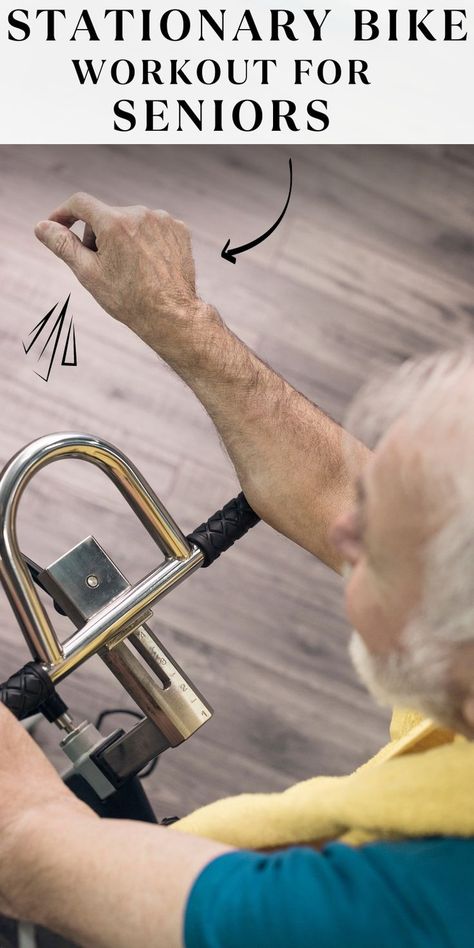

{"left": 174, "top": 709, "right": 474, "bottom": 848}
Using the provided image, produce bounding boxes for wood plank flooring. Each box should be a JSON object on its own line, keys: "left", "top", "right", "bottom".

{"left": 0, "top": 145, "right": 472, "bottom": 822}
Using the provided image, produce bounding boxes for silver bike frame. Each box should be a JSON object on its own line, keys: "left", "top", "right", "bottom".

{"left": 0, "top": 432, "right": 204, "bottom": 681}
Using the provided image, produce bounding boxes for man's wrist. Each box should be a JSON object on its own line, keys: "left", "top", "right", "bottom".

{"left": 146, "top": 299, "right": 228, "bottom": 375}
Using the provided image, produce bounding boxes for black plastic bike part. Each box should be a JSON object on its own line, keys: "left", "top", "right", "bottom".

{"left": 186, "top": 492, "right": 260, "bottom": 567}
{"left": 23, "top": 555, "right": 67, "bottom": 616}
{"left": 93, "top": 710, "right": 164, "bottom": 781}
{"left": 0, "top": 661, "right": 68, "bottom": 722}
{"left": 92, "top": 717, "right": 171, "bottom": 788}
{"left": 39, "top": 689, "right": 70, "bottom": 724}
{"left": 64, "top": 771, "right": 158, "bottom": 823}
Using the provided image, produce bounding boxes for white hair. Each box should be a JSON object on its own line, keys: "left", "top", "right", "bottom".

{"left": 345, "top": 346, "right": 474, "bottom": 730}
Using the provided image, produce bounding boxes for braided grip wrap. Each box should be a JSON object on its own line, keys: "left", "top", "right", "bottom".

{"left": 187, "top": 493, "right": 260, "bottom": 567}
{"left": 0, "top": 662, "right": 55, "bottom": 720}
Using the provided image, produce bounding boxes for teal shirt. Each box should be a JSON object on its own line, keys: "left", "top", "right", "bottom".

{"left": 185, "top": 838, "right": 473, "bottom": 947}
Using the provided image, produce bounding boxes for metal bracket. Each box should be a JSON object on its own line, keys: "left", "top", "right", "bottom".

{"left": 39, "top": 536, "right": 213, "bottom": 788}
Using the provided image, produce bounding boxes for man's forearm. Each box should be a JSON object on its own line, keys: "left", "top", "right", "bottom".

{"left": 12, "top": 808, "right": 231, "bottom": 948}
{"left": 155, "top": 304, "right": 369, "bottom": 571}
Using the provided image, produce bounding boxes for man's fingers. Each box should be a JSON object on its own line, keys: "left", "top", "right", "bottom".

{"left": 82, "top": 222, "right": 98, "bottom": 252}
{"left": 47, "top": 191, "right": 109, "bottom": 232}
{"left": 34, "top": 220, "right": 95, "bottom": 276}
{"left": 36, "top": 191, "right": 105, "bottom": 274}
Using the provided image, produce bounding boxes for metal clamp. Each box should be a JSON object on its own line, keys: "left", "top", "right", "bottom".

{"left": 39, "top": 534, "right": 212, "bottom": 745}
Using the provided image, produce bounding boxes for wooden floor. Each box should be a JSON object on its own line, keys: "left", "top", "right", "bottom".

{"left": 0, "top": 144, "right": 473, "bottom": 821}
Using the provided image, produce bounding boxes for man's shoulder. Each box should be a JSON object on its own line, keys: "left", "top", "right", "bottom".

{"left": 355, "top": 833, "right": 474, "bottom": 867}
{"left": 325, "top": 834, "right": 474, "bottom": 889}
{"left": 185, "top": 836, "right": 474, "bottom": 948}
{"left": 324, "top": 836, "right": 473, "bottom": 941}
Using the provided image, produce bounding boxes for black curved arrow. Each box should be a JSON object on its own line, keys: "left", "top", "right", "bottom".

{"left": 221, "top": 158, "right": 293, "bottom": 264}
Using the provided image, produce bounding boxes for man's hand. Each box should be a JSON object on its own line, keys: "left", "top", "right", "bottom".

{"left": 35, "top": 192, "right": 217, "bottom": 355}
{"left": 0, "top": 705, "right": 91, "bottom": 920}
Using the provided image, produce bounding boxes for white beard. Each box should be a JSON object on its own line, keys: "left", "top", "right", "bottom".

{"left": 349, "top": 631, "right": 418, "bottom": 708}
{"left": 343, "top": 563, "right": 457, "bottom": 727}
{"left": 348, "top": 628, "right": 452, "bottom": 725}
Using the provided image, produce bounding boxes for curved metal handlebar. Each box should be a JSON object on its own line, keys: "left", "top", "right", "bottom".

{"left": 0, "top": 433, "right": 197, "bottom": 673}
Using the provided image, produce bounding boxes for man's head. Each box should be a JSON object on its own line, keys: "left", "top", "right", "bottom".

{"left": 329, "top": 347, "right": 474, "bottom": 736}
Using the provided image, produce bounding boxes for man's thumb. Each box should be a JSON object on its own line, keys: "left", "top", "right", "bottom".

{"left": 35, "top": 220, "right": 87, "bottom": 273}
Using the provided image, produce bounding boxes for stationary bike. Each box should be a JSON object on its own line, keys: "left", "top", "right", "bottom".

{"left": 0, "top": 433, "right": 259, "bottom": 822}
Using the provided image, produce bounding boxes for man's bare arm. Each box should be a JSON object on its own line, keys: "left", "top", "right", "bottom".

{"left": 0, "top": 706, "right": 230, "bottom": 947}
{"left": 35, "top": 194, "right": 369, "bottom": 571}
{"left": 15, "top": 813, "right": 229, "bottom": 948}
{"left": 162, "top": 313, "right": 368, "bottom": 570}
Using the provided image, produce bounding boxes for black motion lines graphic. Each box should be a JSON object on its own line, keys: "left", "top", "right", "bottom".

{"left": 22, "top": 295, "right": 78, "bottom": 381}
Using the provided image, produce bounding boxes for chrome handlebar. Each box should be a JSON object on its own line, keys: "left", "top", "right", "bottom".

{"left": 0, "top": 432, "right": 202, "bottom": 679}
{"left": 0, "top": 432, "right": 259, "bottom": 791}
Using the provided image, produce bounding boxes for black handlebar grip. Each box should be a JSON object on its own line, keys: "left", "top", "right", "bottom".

{"left": 187, "top": 492, "right": 260, "bottom": 567}
{"left": 0, "top": 662, "right": 56, "bottom": 720}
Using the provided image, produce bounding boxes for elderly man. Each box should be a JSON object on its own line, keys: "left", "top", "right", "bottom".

{"left": 0, "top": 195, "right": 471, "bottom": 947}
